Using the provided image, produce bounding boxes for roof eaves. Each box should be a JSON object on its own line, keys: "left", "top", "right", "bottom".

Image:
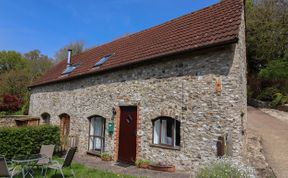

{"left": 29, "top": 37, "right": 238, "bottom": 88}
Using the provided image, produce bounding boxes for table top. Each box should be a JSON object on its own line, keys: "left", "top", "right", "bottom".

{"left": 12, "top": 154, "right": 47, "bottom": 163}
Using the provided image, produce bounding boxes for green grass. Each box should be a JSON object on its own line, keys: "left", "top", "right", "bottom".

{"left": 12, "top": 158, "right": 139, "bottom": 178}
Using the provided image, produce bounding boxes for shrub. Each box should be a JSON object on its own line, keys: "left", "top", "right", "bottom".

{"left": 0, "top": 125, "right": 60, "bottom": 159}
{"left": 259, "top": 58, "right": 288, "bottom": 81}
{"left": 100, "top": 152, "right": 112, "bottom": 161}
{"left": 196, "top": 158, "right": 256, "bottom": 178}
{"left": 257, "top": 87, "right": 280, "bottom": 101}
{"left": 271, "top": 93, "right": 288, "bottom": 107}
{"left": 0, "top": 94, "right": 22, "bottom": 113}
{"left": 135, "top": 159, "right": 151, "bottom": 167}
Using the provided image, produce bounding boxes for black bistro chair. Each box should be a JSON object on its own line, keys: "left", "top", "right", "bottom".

{"left": 44, "top": 147, "right": 77, "bottom": 178}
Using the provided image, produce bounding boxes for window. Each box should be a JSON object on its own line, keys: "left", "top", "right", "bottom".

{"left": 152, "top": 117, "right": 180, "bottom": 147}
{"left": 62, "top": 64, "right": 80, "bottom": 75}
{"left": 94, "top": 54, "right": 113, "bottom": 67}
{"left": 41, "top": 113, "right": 51, "bottom": 124}
{"left": 88, "top": 116, "right": 105, "bottom": 153}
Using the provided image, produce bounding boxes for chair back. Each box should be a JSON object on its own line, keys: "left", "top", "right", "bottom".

{"left": 40, "top": 145, "right": 55, "bottom": 158}
{"left": 62, "top": 147, "right": 77, "bottom": 168}
{"left": 38, "top": 144, "right": 55, "bottom": 164}
{"left": 0, "top": 156, "right": 10, "bottom": 177}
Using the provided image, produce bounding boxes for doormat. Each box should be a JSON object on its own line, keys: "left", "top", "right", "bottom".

{"left": 114, "top": 162, "right": 132, "bottom": 168}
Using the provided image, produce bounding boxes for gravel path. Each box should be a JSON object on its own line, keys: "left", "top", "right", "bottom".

{"left": 248, "top": 106, "right": 288, "bottom": 178}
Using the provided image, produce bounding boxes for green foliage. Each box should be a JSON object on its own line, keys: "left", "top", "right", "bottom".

{"left": 135, "top": 159, "right": 150, "bottom": 167}
{"left": 0, "top": 69, "right": 32, "bottom": 97}
{"left": 259, "top": 57, "right": 288, "bottom": 80}
{"left": 100, "top": 152, "right": 112, "bottom": 161}
{"left": 0, "top": 125, "right": 60, "bottom": 159}
{"left": 271, "top": 93, "right": 288, "bottom": 107}
{"left": 24, "top": 50, "right": 53, "bottom": 81}
{"left": 29, "top": 157, "right": 140, "bottom": 178}
{"left": 257, "top": 87, "right": 281, "bottom": 101}
{"left": 196, "top": 158, "right": 255, "bottom": 178}
{"left": 246, "top": 0, "right": 288, "bottom": 72}
{"left": 0, "top": 49, "right": 53, "bottom": 114}
{"left": 0, "top": 51, "right": 28, "bottom": 74}
{"left": 246, "top": 0, "right": 288, "bottom": 102}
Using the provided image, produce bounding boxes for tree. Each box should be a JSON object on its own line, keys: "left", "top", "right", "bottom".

{"left": 24, "top": 50, "right": 54, "bottom": 80}
{"left": 0, "top": 69, "right": 31, "bottom": 97}
{"left": 246, "top": 0, "right": 288, "bottom": 72}
{"left": 0, "top": 50, "right": 53, "bottom": 115}
{"left": 0, "top": 51, "right": 27, "bottom": 74}
{"left": 54, "top": 41, "right": 85, "bottom": 63}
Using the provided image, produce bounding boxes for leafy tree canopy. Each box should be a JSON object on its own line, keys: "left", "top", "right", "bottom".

{"left": 0, "top": 51, "right": 28, "bottom": 73}
{"left": 54, "top": 41, "right": 85, "bottom": 63}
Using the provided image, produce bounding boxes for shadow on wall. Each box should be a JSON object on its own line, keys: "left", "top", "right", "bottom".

{"left": 31, "top": 44, "right": 235, "bottom": 94}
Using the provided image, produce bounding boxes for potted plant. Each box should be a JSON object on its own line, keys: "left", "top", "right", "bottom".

{"left": 100, "top": 152, "right": 112, "bottom": 161}
{"left": 149, "top": 162, "right": 176, "bottom": 172}
{"left": 135, "top": 159, "right": 150, "bottom": 169}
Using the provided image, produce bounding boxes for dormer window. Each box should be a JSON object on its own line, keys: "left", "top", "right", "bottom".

{"left": 94, "top": 54, "right": 113, "bottom": 67}
{"left": 62, "top": 64, "right": 80, "bottom": 75}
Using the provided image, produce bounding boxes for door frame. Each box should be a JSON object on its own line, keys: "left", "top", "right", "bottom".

{"left": 117, "top": 106, "right": 138, "bottom": 164}
{"left": 59, "top": 113, "right": 70, "bottom": 151}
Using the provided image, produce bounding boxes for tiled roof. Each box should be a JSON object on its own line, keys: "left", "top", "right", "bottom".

{"left": 31, "top": 0, "right": 243, "bottom": 87}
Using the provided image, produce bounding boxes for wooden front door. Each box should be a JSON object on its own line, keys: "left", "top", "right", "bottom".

{"left": 60, "top": 114, "right": 70, "bottom": 151}
{"left": 118, "top": 106, "right": 137, "bottom": 164}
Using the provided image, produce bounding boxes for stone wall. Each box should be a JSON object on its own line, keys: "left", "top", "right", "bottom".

{"left": 29, "top": 10, "right": 246, "bottom": 172}
{"left": 0, "top": 115, "right": 40, "bottom": 127}
{"left": 0, "top": 116, "right": 17, "bottom": 127}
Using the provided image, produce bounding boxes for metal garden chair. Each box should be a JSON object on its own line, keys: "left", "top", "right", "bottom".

{"left": 36, "top": 144, "right": 55, "bottom": 175}
{"left": 44, "top": 147, "right": 77, "bottom": 178}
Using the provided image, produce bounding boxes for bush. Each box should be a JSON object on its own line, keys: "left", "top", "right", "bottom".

{"left": 196, "top": 158, "right": 256, "bottom": 178}
{"left": 100, "top": 152, "right": 112, "bottom": 161}
{"left": 257, "top": 87, "right": 280, "bottom": 101}
{"left": 135, "top": 159, "right": 151, "bottom": 167}
{"left": 259, "top": 58, "right": 288, "bottom": 81}
{"left": 271, "top": 93, "right": 288, "bottom": 107}
{"left": 0, "top": 94, "right": 22, "bottom": 113}
{"left": 0, "top": 125, "right": 60, "bottom": 159}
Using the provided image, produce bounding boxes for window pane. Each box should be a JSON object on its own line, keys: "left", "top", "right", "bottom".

{"left": 94, "top": 117, "right": 103, "bottom": 136}
{"left": 161, "top": 119, "right": 167, "bottom": 144}
{"left": 166, "top": 119, "right": 173, "bottom": 145}
{"left": 94, "top": 137, "right": 102, "bottom": 150}
{"left": 176, "top": 121, "right": 181, "bottom": 146}
{"left": 89, "top": 117, "right": 104, "bottom": 151}
{"left": 153, "top": 119, "right": 160, "bottom": 144}
{"left": 89, "top": 137, "right": 94, "bottom": 150}
{"left": 161, "top": 119, "right": 173, "bottom": 145}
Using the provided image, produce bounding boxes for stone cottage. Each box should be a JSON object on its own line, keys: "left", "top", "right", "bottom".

{"left": 29, "top": 0, "right": 246, "bottom": 171}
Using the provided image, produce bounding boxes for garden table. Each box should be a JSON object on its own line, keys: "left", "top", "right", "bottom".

{"left": 12, "top": 153, "right": 47, "bottom": 178}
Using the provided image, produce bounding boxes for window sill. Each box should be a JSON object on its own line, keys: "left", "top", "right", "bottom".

{"left": 87, "top": 150, "right": 101, "bottom": 157}
{"left": 149, "top": 144, "right": 181, "bottom": 150}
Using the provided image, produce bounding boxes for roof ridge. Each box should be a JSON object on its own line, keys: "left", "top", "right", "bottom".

{"left": 72, "top": 0, "right": 229, "bottom": 59}
{"left": 31, "top": 0, "right": 243, "bottom": 87}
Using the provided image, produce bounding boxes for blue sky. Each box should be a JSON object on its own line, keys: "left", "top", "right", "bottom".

{"left": 0, "top": 0, "right": 219, "bottom": 58}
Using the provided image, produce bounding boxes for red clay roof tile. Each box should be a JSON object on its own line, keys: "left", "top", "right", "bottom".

{"left": 31, "top": 0, "right": 243, "bottom": 87}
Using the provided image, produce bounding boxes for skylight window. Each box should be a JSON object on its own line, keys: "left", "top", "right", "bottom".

{"left": 62, "top": 64, "right": 80, "bottom": 75}
{"left": 94, "top": 54, "right": 113, "bottom": 67}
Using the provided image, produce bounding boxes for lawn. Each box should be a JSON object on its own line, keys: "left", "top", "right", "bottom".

{"left": 12, "top": 158, "right": 139, "bottom": 178}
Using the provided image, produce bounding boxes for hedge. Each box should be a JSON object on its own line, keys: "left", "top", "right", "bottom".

{"left": 0, "top": 125, "right": 60, "bottom": 159}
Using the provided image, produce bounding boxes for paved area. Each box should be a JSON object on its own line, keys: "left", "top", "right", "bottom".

{"left": 248, "top": 106, "right": 288, "bottom": 178}
{"left": 74, "top": 155, "right": 191, "bottom": 178}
